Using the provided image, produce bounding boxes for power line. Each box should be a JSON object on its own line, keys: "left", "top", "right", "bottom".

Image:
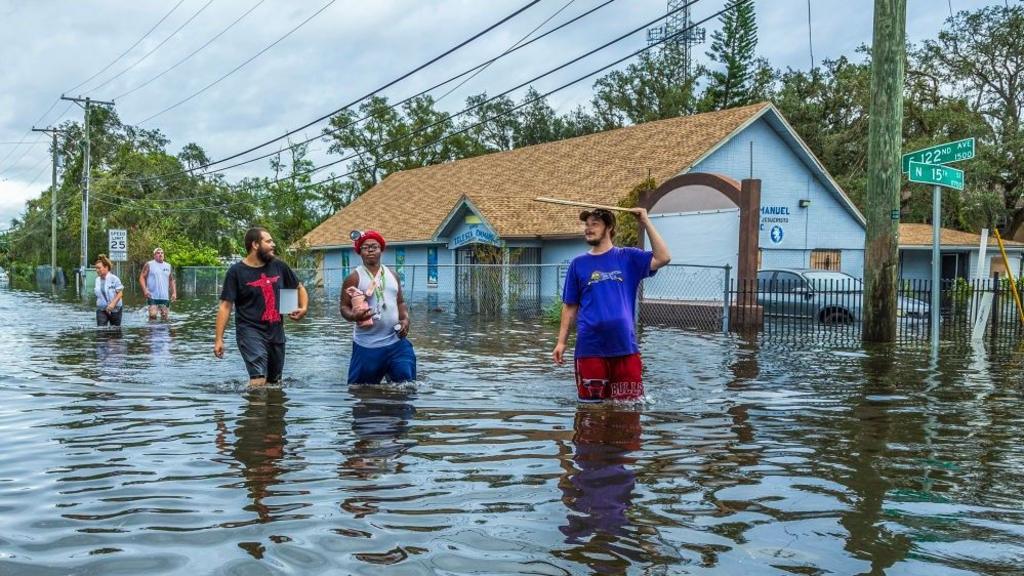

{"left": 0, "top": 2, "right": 184, "bottom": 176}
{"left": 86, "top": 0, "right": 217, "bottom": 95}
{"left": 128, "top": 0, "right": 544, "bottom": 175}
{"left": 66, "top": 0, "right": 187, "bottom": 95}
{"left": 135, "top": 0, "right": 339, "bottom": 125}
{"left": 113, "top": 0, "right": 268, "bottom": 101}
{"left": 434, "top": 0, "right": 578, "bottom": 105}
{"left": 100, "top": 0, "right": 746, "bottom": 214}
{"left": 99, "top": 0, "right": 694, "bottom": 204}
{"left": 118, "top": 0, "right": 614, "bottom": 189}
{"left": 807, "top": 0, "right": 815, "bottom": 70}
{"left": 302, "top": 0, "right": 730, "bottom": 195}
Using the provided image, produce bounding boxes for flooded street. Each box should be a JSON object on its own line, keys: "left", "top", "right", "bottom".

{"left": 1, "top": 286, "right": 1023, "bottom": 575}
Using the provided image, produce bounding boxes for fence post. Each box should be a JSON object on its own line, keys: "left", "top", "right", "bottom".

{"left": 722, "top": 264, "right": 732, "bottom": 333}
{"left": 991, "top": 272, "right": 1001, "bottom": 340}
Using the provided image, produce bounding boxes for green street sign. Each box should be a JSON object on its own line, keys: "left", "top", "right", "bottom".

{"left": 908, "top": 161, "right": 964, "bottom": 190}
{"left": 901, "top": 137, "right": 974, "bottom": 173}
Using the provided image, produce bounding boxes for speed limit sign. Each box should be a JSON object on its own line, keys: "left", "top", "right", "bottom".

{"left": 108, "top": 229, "right": 127, "bottom": 262}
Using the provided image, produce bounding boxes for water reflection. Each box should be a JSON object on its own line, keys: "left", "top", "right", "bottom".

{"left": 93, "top": 328, "right": 127, "bottom": 381}
{"left": 232, "top": 388, "right": 289, "bottom": 525}
{"left": 2, "top": 286, "right": 1024, "bottom": 574}
{"left": 140, "top": 322, "right": 174, "bottom": 360}
{"left": 342, "top": 384, "right": 417, "bottom": 480}
{"left": 558, "top": 407, "right": 642, "bottom": 574}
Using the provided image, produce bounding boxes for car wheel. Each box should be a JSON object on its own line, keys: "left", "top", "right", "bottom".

{"left": 821, "top": 310, "right": 852, "bottom": 324}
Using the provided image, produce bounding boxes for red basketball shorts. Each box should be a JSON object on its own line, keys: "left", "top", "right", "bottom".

{"left": 574, "top": 353, "right": 644, "bottom": 402}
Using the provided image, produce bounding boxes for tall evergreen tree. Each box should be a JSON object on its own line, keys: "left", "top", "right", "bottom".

{"left": 701, "top": 0, "right": 759, "bottom": 111}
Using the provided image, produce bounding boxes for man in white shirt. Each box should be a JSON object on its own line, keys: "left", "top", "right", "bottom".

{"left": 139, "top": 247, "right": 177, "bottom": 321}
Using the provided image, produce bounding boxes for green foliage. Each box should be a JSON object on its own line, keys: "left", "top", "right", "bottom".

{"left": 701, "top": 0, "right": 761, "bottom": 111}
{"left": 950, "top": 277, "right": 974, "bottom": 308}
{"left": 592, "top": 44, "right": 698, "bottom": 127}
{"left": 772, "top": 5, "right": 1023, "bottom": 235}
{"left": 161, "top": 238, "right": 221, "bottom": 267}
{"left": 615, "top": 177, "right": 657, "bottom": 248}
{"left": 542, "top": 299, "right": 563, "bottom": 326}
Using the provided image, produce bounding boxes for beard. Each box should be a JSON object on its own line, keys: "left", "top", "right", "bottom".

{"left": 257, "top": 245, "right": 276, "bottom": 263}
{"left": 585, "top": 238, "right": 601, "bottom": 246}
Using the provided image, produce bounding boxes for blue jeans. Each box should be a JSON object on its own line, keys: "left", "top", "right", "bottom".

{"left": 348, "top": 339, "right": 417, "bottom": 384}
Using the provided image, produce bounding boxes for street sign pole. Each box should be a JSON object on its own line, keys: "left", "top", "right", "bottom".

{"left": 903, "top": 138, "right": 975, "bottom": 355}
{"left": 931, "top": 185, "right": 941, "bottom": 353}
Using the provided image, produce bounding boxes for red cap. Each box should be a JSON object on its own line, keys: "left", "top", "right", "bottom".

{"left": 354, "top": 230, "right": 386, "bottom": 252}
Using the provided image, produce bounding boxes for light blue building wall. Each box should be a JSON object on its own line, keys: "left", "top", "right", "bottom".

{"left": 692, "top": 117, "right": 867, "bottom": 277}
{"left": 900, "top": 249, "right": 1023, "bottom": 283}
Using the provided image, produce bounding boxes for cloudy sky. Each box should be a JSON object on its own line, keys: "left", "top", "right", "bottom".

{"left": 0, "top": 0, "right": 1007, "bottom": 227}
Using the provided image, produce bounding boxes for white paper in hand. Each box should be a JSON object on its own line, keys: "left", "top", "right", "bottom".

{"left": 278, "top": 289, "right": 298, "bottom": 314}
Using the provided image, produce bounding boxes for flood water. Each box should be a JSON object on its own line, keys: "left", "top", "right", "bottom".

{"left": 1, "top": 285, "right": 1023, "bottom": 575}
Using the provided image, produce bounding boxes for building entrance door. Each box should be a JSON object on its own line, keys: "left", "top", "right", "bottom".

{"left": 454, "top": 246, "right": 541, "bottom": 314}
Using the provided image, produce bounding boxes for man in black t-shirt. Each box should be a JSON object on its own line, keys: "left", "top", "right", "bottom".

{"left": 215, "top": 227, "right": 308, "bottom": 386}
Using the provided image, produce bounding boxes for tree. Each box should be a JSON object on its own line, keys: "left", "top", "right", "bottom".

{"left": 322, "top": 95, "right": 470, "bottom": 201}
{"left": 913, "top": 5, "right": 1024, "bottom": 235}
{"left": 459, "top": 92, "right": 520, "bottom": 154}
{"left": 591, "top": 43, "right": 697, "bottom": 127}
{"left": 701, "top": 0, "right": 760, "bottom": 111}
{"left": 773, "top": 56, "right": 873, "bottom": 207}
{"left": 515, "top": 87, "right": 566, "bottom": 147}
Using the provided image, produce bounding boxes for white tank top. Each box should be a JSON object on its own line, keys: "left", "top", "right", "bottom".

{"left": 145, "top": 260, "right": 173, "bottom": 300}
{"left": 353, "top": 265, "right": 400, "bottom": 348}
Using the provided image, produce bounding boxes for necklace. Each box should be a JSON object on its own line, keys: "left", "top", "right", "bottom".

{"left": 362, "top": 266, "right": 387, "bottom": 313}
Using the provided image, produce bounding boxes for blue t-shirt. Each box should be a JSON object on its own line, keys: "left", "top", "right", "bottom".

{"left": 562, "top": 247, "right": 655, "bottom": 358}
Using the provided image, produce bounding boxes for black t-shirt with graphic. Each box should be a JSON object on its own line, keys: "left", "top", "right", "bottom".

{"left": 220, "top": 259, "right": 300, "bottom": 343}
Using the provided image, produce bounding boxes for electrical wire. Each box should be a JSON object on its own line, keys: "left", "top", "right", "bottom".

{"left": 117, "top": 0, "right": 615, "bottom": 188}
{"left": 86, "top": 0, "right": 218, "bottom": 95}
{"left": 112, "top": 0, "right": 267, "bottom": 101}
{"left": 134, "top": 0, "right": 339, "bottom": 125}
{"left": 0, "top": 0, "right": 184, "bottom": 177}
{"left": 99, "top": 0, "right": 747, "bottom": 214}
{"left": 433, "top": 0, "right": 578, "bottom": 105}
{"left": 99, "top": 0, "right": 695, "bottom": 203}
{"left": 807, "top": 0, "right": 814, "bottom": 70}
{"left": 127, "top": 0, "right": 544, "bottom": 172}
{"left": 66, "top": 0, "right": 187, "bottom": 95}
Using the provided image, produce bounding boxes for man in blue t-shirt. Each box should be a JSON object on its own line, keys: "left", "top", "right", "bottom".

{"left": 553, "top": 207, "right": 671, "bottom": 402}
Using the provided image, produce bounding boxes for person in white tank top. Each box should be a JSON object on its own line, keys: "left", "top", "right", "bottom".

{"left": 340, "top": 231, "right": 417, "bottom": 385}
{"left": 139, "top": 247, "right": 177, "bottom": 320}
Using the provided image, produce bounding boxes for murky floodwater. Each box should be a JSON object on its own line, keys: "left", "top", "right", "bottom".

{"left": 1, "top": 285, "right": 1023, "bottom": 575}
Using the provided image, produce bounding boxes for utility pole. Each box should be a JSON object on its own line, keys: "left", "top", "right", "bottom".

{"left": 862, "top": 0, "right": 907, "bottom": 342}
{"left": 61, "top": 95, "right": 114, "bottom": 292}
{"left": 31, "top": 126, "right": 66, "bottom": 284}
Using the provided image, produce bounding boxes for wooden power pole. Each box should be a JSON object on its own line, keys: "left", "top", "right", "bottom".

{"left": 862, "top": 0, "right": 907, "bottom": 342}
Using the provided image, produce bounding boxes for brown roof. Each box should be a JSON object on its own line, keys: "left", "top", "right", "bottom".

{"left": 899, "top": 223, "right": 1024, "bottom": 248}
{"left": 301, "top": 102, "right": 772, "bottom": 248}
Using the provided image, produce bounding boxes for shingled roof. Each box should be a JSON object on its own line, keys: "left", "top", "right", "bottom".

{"left": 899, "top": 224, "right": 1024, "bottom": 249}
{"left": 301, "top": 102, "right": 772, "bottom": 249}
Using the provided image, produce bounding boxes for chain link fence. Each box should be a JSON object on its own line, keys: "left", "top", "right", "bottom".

{"left": 639, "top": 264, "right": 732, "bottom": 331}
{"left": 178, "top": 263, "right": 735, "bottom": 328}
{"left": 181, "top": 264, "right": 567, "bottom": 317}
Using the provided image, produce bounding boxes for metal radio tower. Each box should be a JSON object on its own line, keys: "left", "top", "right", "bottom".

{"left": 647, "top": 0, "right": 706, "bottom": 80}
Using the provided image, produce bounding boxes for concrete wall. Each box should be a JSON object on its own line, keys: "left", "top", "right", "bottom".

{"left": 692, "top": 117, "right": 866, "bottom": 275}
